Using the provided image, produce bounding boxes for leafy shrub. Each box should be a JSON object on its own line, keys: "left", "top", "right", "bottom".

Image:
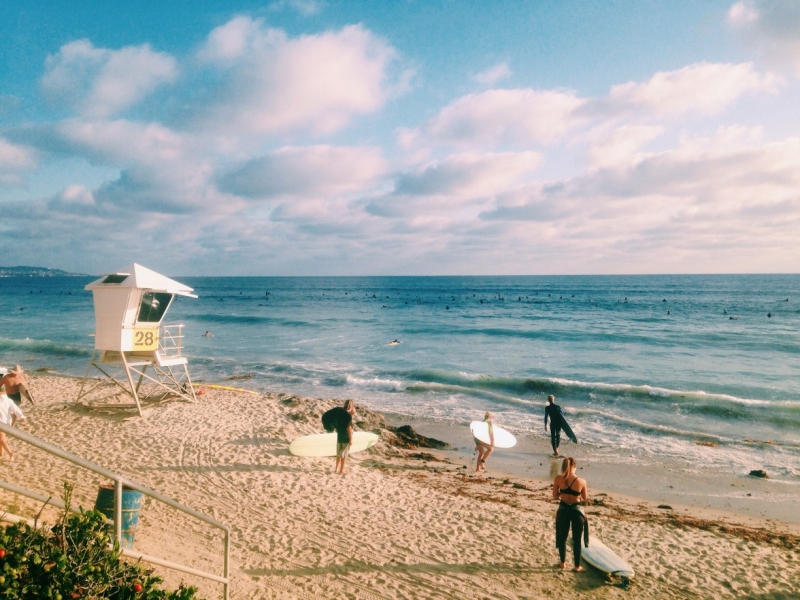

{"left": 0, "top": 483, "right": 202, "bottom": 599}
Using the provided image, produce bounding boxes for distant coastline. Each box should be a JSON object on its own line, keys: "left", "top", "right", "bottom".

{"left": 0, "top": 266, "right": 88, "bottom": 277}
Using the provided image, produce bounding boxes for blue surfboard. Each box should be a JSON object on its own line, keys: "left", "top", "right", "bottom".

{"left": 561, "top": 416, "right": 578, "bottom": 444}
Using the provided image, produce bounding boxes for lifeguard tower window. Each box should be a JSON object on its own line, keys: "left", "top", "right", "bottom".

{"left": 102, "top": 274, "right": 129, "bottom": 284}
{"left": 137, "top": 292, "right": 173, "bottom": 323}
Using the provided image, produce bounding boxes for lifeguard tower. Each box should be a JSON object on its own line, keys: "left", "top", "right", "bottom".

{"left": 77, "top": 263, "right": 198, "bottom": 416}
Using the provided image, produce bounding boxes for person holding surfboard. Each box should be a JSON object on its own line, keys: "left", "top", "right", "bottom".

{"left": 473, "top": 411, "right": 494, "bottom": 472}
{"left": 544, "top": 394, "right": 577, "bottom": 456}
{"left": 552, "top": 456, "right": 589, "bottom": 572}
{"left": 333, "top": 399, "right": 356, "bottom": 475}
{"left": 0, "top": 365, "right": 35, "bottom": 406}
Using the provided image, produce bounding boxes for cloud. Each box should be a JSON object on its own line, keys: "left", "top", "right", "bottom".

{"left": 0, "top": 138, "right": 36, "bottom": 185}
{"left": 196, "top": 18, "right": 404, "bottom": 136}
{"left": 219, "top": 145, "right": 389, "bottom": 199}
{"left": 589, "top": 62, "right": 781, "bottom": 119}
{"left": 394, "top": 151, "right": 542, "bottom": 197}
{"left": 471, "top": 62, "right": 512, "bottom": 86}
{"left": 41, "top": 40, "right": 177, "bottom": 117}
{"left": 585, "top": 125, "right": 665, "bottom": 169}
{"left": 401, "top": 88, "right": 586, "bottom": 148}
{"left": 729, "top": 0, "right": 800, "bottom": 75}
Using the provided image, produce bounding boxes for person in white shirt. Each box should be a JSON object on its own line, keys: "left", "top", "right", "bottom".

{"left": 0, "top": 393, "right": 25, "bottom": 460}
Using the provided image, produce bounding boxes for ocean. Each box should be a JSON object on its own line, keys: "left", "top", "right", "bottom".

{"left": 1, "top": 274, "right": 799, "bottom": 496}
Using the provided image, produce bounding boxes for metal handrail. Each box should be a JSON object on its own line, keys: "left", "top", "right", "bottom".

{"left": 0, "top": 421, "right": 229, "bottom": 600}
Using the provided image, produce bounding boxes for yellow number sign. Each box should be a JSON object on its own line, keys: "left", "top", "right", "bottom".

{"left": 132, "top": 327, "right": 159, "bottom": 351}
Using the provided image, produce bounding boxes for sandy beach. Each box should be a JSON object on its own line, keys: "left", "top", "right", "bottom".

{"left": 1, "top": 373, "right": 798, "bottom": 599}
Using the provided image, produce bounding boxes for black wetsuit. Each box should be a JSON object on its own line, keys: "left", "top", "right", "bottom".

{"left": 544, "top": 403, "right": 565, "bottom": 453}
{"left": 555, "top": 477, "right": 588, "bottom": 567}
{"left": 332, "top": 408, "right": 353, "bottom": 444}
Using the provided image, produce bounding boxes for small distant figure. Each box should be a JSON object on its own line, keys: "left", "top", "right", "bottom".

{"left": 544, "top": 395, "right": 565, "bottom": 456}
{"left": 0, "top": 365, "right": 34, "bottom": 406}
{"left": 724, "top": 309, "right": 727, "bottom": 315}
{"left": 667, "top": 311, "right": 670, "bottom": 315}
{"left": 0, "top": 392, "right": 26, "bottom": 460}
{"left": 333, "top": 400, "right": 356, "bottom": 475}
{"left": 203, "top": 331, "right": 213, "bottom": 337}
{"left": 552, "top": 457, "right": 589, "bottom": 571}
{"left": 767, "top": 312, "right": 771, "bottom": 318}
{"left": 388, "top": 339, "right": 401, "bottom": 346}
{"left": 474, "top": 411, "right": 494, "bottom": 472}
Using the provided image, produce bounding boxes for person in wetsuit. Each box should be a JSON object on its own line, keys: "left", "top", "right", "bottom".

{"left": 552, "top": 456, "right": 588, "bottom": 571}
{"left": 332, "top": 399, "right": 356, "bottom": 475}
{"left": 544, "top": 394, "right": 564, "bottom": 456}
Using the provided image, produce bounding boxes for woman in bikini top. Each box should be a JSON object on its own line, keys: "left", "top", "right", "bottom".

{"left": 552, "top": 457, "right": 588, "bottom": 505}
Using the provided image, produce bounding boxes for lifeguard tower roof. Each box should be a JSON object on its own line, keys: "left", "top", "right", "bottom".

{"left": 85, "top": 263, "right": 197, "bottom": 298}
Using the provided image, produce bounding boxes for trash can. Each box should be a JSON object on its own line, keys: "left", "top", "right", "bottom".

{"left": 94, "top": 484, "right": 143, "bottom": 549}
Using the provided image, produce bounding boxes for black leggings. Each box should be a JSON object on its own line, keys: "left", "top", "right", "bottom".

{"left": 556, "top": 504, "right": 585, "bottom": 567}
{"left": 550, "top": 427, "right": 561, "bottom": 452}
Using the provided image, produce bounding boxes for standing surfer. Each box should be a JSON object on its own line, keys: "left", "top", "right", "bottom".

{"left": 544, "top": 395, "right": 564, "bottom": 456}
{"left": 552, "top": 456, "right": 589, "bottom": 571}
{"left": 474, "top": 411, "right": 495, "bottom": 472}
{"left": 333, "top": 400, "right": 356, "bottom": 475}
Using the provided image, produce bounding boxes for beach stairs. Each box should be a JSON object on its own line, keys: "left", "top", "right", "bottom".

{"left": 76, "top": 323, "right": 198, "bottom": 417}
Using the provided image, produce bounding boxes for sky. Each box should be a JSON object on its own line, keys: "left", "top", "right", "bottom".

{"left": 1, "top": 0, "right": 799, "bottom": 276}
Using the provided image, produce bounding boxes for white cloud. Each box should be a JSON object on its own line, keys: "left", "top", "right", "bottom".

{"left": 54, "top": 118, "right": 187, "bottom": 165}
{"left": 586, "top": 125, "right": 665, "bottom": 170}
{"left": 401, "top": 88, "right": 586, "bottom": 148}
{"left": 41, "top": 40, "right": 177, "bottom": 117}
{"left": 219, "top": 145, "right": 389, "bottom": 198}
{"left": 471, "top": 62, "right": 512, "bottom": 86}
{"left": 197, "top": 19, "right": 403, "bottom": 136}
{"left": 729, "top": 0, "right": 800, "bottom": 75}
{"left": 0, "top": 138, "right": 36, "bottom": 185}
{"left": 594, "top": 62, "right": 781, "bottom": 118}
{"left": 394, "top": 151, "right": 542, "bottom": 197}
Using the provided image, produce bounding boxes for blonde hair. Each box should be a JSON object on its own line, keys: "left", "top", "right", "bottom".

{"left": 343, "top": 399, "right": 355, "bottom": 411}
{"left": 484, "top": 411, "right": 492, "bottom": 420}
{"left": 561, "top": 456, "right": 576, "bottom": 476}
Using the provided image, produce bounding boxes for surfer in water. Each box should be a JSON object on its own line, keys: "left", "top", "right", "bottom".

{"left": 552, "top": 456, "right": 589, "bottom": 571}
{"left": 544, "top": 395, "right": 564, "bottom": 456}
{"left": 333, "top": 399, "right": 356, "bottom": 475}
{"left": 474, "top": 411, "right": 495, "bottom": 472}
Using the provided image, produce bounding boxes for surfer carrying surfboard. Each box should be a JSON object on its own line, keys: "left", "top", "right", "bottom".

{"left": 544, "top": 394, "right": 577, "bottom": 456}
{"left": 552, "top": 456, "right": 589, "bottom": 572}
{"left": 473, "top": 411, "right": 495, "bottom": 472}
{"left": 332, "top": 399, "right": 356, "bottom": 475}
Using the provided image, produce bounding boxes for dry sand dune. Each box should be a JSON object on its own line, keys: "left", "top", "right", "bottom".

{"left": 1, "top": 375, "right": 797, "bottom": 599}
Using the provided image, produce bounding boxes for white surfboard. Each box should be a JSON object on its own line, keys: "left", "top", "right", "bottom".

{"left": 289, "top": 431, "right": 380, "bottom": 457}
{"left": 469, "top": 421, "right": 517, "bottom": 449}
{"left": 581, "top": 538, "right": 634, "bottom": 578}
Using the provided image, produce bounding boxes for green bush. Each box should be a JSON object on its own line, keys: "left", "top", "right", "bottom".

{"left": 0, "top": 483, "right": 203, "bottom": 599}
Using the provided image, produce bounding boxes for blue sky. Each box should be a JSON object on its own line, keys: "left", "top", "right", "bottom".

{"left": 1, "top": 0, "right": 799, "bottom": 275}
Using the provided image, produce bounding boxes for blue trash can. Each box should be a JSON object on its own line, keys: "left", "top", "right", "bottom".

{"left": 94, "top": 484, "right": 143, "bottom": 549}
